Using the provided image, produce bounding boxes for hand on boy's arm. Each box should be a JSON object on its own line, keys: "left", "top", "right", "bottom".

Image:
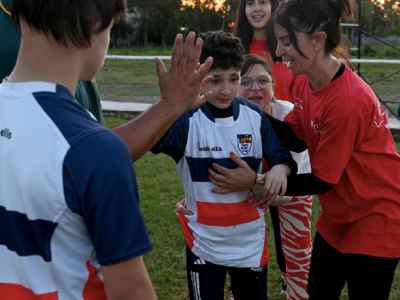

{"left": 210, "top": 152, "right": 256, "bottom": 194}
{"left": 249, "top": 164, "right": 290, "bottom": 208}
{"left": 176, "top": 199, "right": 193, "bottom": 215}
{"left": 264, "top": 164, "right": 290, "bottom": 196}
{"left": 113, "top": 32, "right": 213, "bottom": 161}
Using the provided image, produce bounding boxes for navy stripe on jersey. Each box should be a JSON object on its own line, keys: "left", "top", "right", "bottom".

{"left": 0, "top": 206, "right": 56, "bottom": 261}
{"left": 33, "top": 85, "right": 152, "bottom": 266}
{"left": 187, "top": 157, "right": 261, "bottom": 182}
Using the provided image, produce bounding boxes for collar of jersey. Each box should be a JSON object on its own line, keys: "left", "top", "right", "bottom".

{"left": 200, "top": 98, "right": 240, "bottom": 123}
{"left": 0, "top": 81, "right": 74, "bottom": 100}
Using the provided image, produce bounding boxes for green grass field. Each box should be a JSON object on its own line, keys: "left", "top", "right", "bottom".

{"left": 106, "top": 117, "right": 400, "bottom": 300}
{"left": 97, "top": 49, "right": 400, "bottom": 112}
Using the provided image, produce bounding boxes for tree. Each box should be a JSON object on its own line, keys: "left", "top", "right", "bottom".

{"left": 128, "top": 0, "right": 181, "bottom": 46}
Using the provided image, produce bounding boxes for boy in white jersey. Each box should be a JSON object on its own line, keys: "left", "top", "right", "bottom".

{"left": 153, "top": 31, "right": 297, "bottom": 300}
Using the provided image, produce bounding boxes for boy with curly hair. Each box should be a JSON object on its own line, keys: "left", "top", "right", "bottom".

{"left": 152, "top": 30, "right": 297, "bottom": 300}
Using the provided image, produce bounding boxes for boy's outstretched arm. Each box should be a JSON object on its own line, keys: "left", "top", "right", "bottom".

{"left": 113, "top": 32, "right": 213, "bottom": 161}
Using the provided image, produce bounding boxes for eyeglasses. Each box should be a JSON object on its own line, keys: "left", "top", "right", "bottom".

{"left": 240, "top": 77, "right": 272, "bottom": 90}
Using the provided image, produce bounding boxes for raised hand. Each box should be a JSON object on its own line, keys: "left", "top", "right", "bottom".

{"left": 156, "top": 32, "right": 213, "bottom": 115}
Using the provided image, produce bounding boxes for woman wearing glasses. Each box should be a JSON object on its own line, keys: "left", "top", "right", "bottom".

{"left": 239, "top": 54, "right": 313, "bottom": 300}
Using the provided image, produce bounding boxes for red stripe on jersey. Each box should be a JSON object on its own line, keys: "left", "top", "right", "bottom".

{"left": 0, "top": 283, "right": 58, "bottom": 300}
{"left": 259, "top": 231, "right": 269, "bottom": 266}
{"left": 83, "top": 261, "right": 107, "bottom": 300}
{"left": 177, "top": 212, "right": 194, "bottom": 249}
{"left": 197, "top": 200, "right": 260, "bottom": 226}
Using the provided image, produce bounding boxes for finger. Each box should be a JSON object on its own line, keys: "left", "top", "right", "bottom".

{"left": 155, "top": 58, "right": 167, "bottom": 79}
{"left": 281, "top": 180, "right": 287, "bottom": 196}
{"left": 195, "top": 57, "right": 213, "bottom": 82}
{"left": 175, "top": 205, "right": 193, "bottom": 215}
{"left": 228, "top": 152, "right": 247, "bottom": 168}
{"left": 211, "top": 163, "right": 230, "bottom": 176}
{"left": 181, "top": 31, "right": 195, "bottom": 74}
{"left": 209, "top": 169, "right": 229, "bottom": 186}
{"left": 264, "top": 177, "right": 272, "bottom": 193}
{"left": 171, "top": 34, "right": 183, "bottom": 72}
{"left": 190, "top": 94, "right": 208, "bottom": 110}
{"left": 211, "top": 186, "right": 231, "bottom": 194}
{"left": 270, "top": 181, "right": 280, "bottom": 195}
{"left": 185, "top": 32, "right": 200, "bottom": 70}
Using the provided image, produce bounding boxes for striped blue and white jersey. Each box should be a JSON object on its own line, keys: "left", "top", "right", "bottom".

{"left": 0, "top": 81, "right": 152, "bottom": 300}
{"left": 153, "top": 98, "right": 296, "bottom": 268}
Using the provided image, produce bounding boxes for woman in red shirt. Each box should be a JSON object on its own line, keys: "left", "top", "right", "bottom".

{"left": 212, "top": 0, "right": 400, "bottom": 299}
{"left": 234, "top": 3, "right": 312, "bottom": 299}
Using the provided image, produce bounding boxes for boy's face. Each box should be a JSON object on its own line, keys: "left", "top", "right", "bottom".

{"left": 80, "top": 23, "right": 113, "bottom": 80}
{"left": 204, "top": 68, "right": 241, "bottom": 109}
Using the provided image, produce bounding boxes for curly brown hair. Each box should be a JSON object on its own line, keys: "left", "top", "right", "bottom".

{"left": 199, "top": 30, "right": 245, "bottom": 71}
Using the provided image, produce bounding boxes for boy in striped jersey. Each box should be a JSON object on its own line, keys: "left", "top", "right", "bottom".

{"left": 153, "top": 30, "right": 297, "bottom": 300}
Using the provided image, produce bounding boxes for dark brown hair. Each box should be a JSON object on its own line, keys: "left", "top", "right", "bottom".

{"left": 199, "top": 31, "right": 245, "bottom": 70}
{"left": 273, "top": 0, "right": 352, "bottom": 57}
{"left": 12, "top": 0, "right": 126, "bottom": 48}
{"left": 234, "top": 0, "right": 279, "bottom": 60}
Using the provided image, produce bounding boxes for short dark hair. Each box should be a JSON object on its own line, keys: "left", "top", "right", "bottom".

{"left": 234, "top": 0, "right": 279, "bottom": 60}
{"left": 241, "top": 54, "right": 272, "bottom": 77}
{"left": 273, "top": 0, "right": 352, "bottom": 57}
{"left": 199, "top": 31, "right": 244, "bottom": 71}
{"left": 12, "top": 0, "right": 126, "bottom": 48}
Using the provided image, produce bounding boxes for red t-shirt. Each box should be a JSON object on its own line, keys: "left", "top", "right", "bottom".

{"left": 249, "top": 39, "right": 306, "bottom": 102}
{"left": 286, "top": 66, "right": 400, "bottom": 258}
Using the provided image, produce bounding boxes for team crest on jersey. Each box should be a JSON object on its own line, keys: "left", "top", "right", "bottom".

{"left": 237, "top": 134, "right": 253, "bottom": 155}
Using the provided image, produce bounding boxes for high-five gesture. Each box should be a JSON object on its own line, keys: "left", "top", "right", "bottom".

{"left": 156, "top": 32, "right": 213, "bottom": 114}
{"left": 114, "top": 32, "right": 213, "bottom": 161}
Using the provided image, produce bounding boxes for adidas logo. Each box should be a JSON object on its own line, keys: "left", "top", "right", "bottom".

{"left": 0, "top": 128, "right": 12, "bottom": 139}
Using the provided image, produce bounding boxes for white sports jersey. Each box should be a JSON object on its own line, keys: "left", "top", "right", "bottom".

{"left": 271, "top": 99, "right": 311, "bottom": 174}
{"left": 0, "top": 82, "right": 151, "bottom": 300}
{"left": 153, "top": 98, "right": 296, "bottom": 268}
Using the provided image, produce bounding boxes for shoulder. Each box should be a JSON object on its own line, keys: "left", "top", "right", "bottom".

{"left": 271, "top": 99, "right": 294, "bottom": 120}
{"left": 66, "top": 128, "right": 130, "bottom": 175}
{"left": 235, "top": 96, "right": 263, "bottom": 115}
{"left": 63, "top": 128, "right": 134, "bottom": 216}
{"left": 32, "top": 84, "right": 106, "bottom": 143}
{"left": 326, "top": 68, "right": 377, "bottom": 117}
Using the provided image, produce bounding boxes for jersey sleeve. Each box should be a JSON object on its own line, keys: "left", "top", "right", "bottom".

{"left": 284, "top": 102, "right": 306, "bottom": 141}
{"left": 63, "top": 129, "right": 152, "bottom": 266}
{"left": 151, "top": 114, "right": 189, "bottom": 162}
{"left": 261, "top": 113, "right": 297, "bottom": 174}
{"left": 310, "top": 96, "right": 360, "bottom": 184}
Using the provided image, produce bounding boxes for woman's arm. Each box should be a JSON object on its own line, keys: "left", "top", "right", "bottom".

{"left": 267, "top": 115, "right": 308, "bottom": 153}
{"left": 210, "top": 153, "right": 332, "bottom": 196}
